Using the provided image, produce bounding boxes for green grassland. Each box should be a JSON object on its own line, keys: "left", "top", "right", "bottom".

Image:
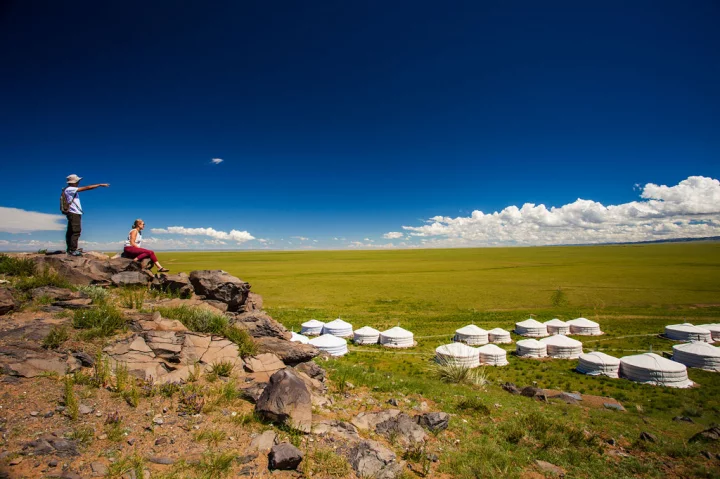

{"left": 160, "top": 243, "right": 720, "bottom": 478}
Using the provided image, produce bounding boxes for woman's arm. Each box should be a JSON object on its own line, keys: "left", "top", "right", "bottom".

{"left": 78, "top": 183, "right": 110, "bottom": 192}
{"left": 128, "top": 229, "right": 138, "bottom": 247}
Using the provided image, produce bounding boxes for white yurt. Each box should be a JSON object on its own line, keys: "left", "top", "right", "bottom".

{"left": 664, "top": 323, "right": 713, "bottom": 342}
{"left": 515, "top": 339, "right": 547, "bottom": 358}
{"left": 544, "top": 319, "right": 570, "bottom": 335}
{"left": 353, "top": 326, "right": 380, "bottom": 345}
{"left": 300, "top": 319, "right": 325, "bottom": 336}
{"left": 379, "top": 326, "right": 415, "bottom": 348}
{"left": 435, "top": 343, "right": 479, "bottom": 368}
{"left": 576, "top": 352, "right": 620, "bottom": 378}
{"left": 672, "top": 342, "right": 720, "bottom": 372}
{"left": 567, "top": 318, "right": 603, "bottom": 336}
{"left": 308, "top": 334, "right": 348, "bottom": 357}
{"left": 290, "top": 332, "right": 310, "bottom": 344}
{"left": 697, "top": 324, "right": 720, "bottom": 342}
{"left": 619, "top": 353, "right": 693, "bottom": 388}
{"left": 514, "top": 319, "right": 548, "bottom": 337}
{"left": 488, "top": 328, "right": 513, "bottom": 344}
{"left": 477, "top": 344, "right": 509, "bottom": 366}
{"left": 454, "top": 325, "right": 489, "bottom": 345}
{"left": 322, "top": 318, "right": 354, "bottom": 338}
{"left": 540, "top": 334, "right": 583, "bottom": 359}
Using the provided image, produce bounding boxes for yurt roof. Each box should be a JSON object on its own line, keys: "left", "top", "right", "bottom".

{"left": 476, "top": 344, "right": 506, "bottom": 354}
{"left": 488, "top": 328, "right": 510, "bottom": 334}
{"left": 540, "top": 334, "right": 582, "bottom": 346}
{"left": 309, "top": 334, "right": 347, "bottom": 347}
{"left": 544, "top": 319, "right": 568, "bottom": 326}
{"left": 436, "top": 343, "right": 476, "bottom": 356}
{"left": 568, "top": 318, "right": 599, "bottom": 327}
{"left": 620, "top": 353, "right": 686, "bottom": 372}
{"left": 673, "top": 342, "right": 720, "bottom": 357}
{"left": 325, "top": 318, "right": 352, "bottom": 328}
{"left": 381, "top": 326, "right": 413, "bottom": 338}
{"left": 516, "top": 339, "right": 545, "bottom": 348}
{"left": 456, "top": 324, "right": 487, "bottom": 335}
{"left": 698, "top": 324, "right": 720, "bottom": 332}
{"left": 290, "top": 332, "right": 309, "bottom": 342}
{"left": 666, "top": 323, "right": 710, "bottom": 333}
{"left": 354, "top": 326, "right": 380, "bottom": 335}
{"left": 516, "top": 319, "right": 545, "bottom": 328}
{"left": 579, "top": 351, "right": 620, "bottom": 364}
{"left": 302, "top": 319, "right": 325, "bottom": 327}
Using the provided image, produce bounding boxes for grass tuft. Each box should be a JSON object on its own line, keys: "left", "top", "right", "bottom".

{"left": 0, "top": 254, "right": 36, "bottom": 276}
{"left": 63, "top": 375, "right": 79, "bottom": 420}
{"left": 43, "top": 325, "right": 69, "bottom": 349}
{"left": 73, "top": 303, "right": 126, "bottom": 339}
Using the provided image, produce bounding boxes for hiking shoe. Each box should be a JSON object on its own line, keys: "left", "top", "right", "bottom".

{"left": 69, "top": 250, "right": 83, "bottom": 257}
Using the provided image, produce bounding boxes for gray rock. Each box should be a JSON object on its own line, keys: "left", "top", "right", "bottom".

{"left": 152, "top": 273, "right": 193, "bottom": 298}
{"left": 188, "top": 270, "right": 250, "bottom": 312}
{"left": 690, "top": 426, "right": 720, "bottom": 443}
{"left": 345, "top": 440, "right": 403, "bottom": 479}
{"left": 375, "top": 413, "right": 427, "bottom": 447}
{"left": 233, "top": 311, "right": 291, "bottom": 340}
{"left": 111, "top": 270, "right": 153, "bottom": 287}
{"left": 52, "top": 298, "right": 93, "bottom": 309}
{"left": 268, "top": 443, "right": 303, "bottom": 470}
{"left": 521, "top": 387, "right": 547, "bottom": 401}
{"left": 294, "top": 361, "right": 326, "bottom": 382}
{"left": 0, "top": 288, "right": 16, "bottom": 316}
{"left": 604, "top": 402, "right": 625, "bottom": 411}
{"left": 90, "top": 461, "right": 108, "bottom": 476}
{"left": 673, "top": 416, "right": 694, "bottom": 423}
{"left": 240, "top": 382, "right": 268, "bottom": 403}
{"left": 78, "top": 404, "right": 93, "bottom": 415}
{"left": 535, "top": 460, "right": 565, "bottom": 476}
{"left": 147, "top": 456, "right": 175, "bottom": 465}
{"left": 248, "top": 430, "right": 278, "bottom": 453}
{"left": 639, "top": 431, "right": 657, "bottom": 443}
{"left": 255, "top": 336, "right": 319, "bottom": 365}
{"left": 244, "top": 292, "right": 263, "bottom": 312}
{"left": 351, "top": 409, "right": 401, "bottom": 431}
{"left": 30, "top": 286, "right": 78, "bottom": 301}
{"left": 415, "top": 412, "right": 450, "bottom": 432}
{"left": 502, "top": 382, "right": 522, "bottom": 395}
{"left": 256, "top": 368, "right": 312, "bottom": 432}
{"left": 312, "top": 420, "right": 360, "bottom": 440}
{"left": 72, "top": 351, "right": 95, "bottom": 367}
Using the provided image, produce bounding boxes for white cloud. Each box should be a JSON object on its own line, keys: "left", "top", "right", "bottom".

{"left": 0, "top": 207, "right": 66, "bottom": 233}
{"left": 399, "top": 176, "right": 720, "bottom": 246}
{"left": 151, "top": 226, "right": 255, "bottom": 243}
{"left": 211, "top": 158, "right": 223, "bottom": 165}
{"left": 291, "top": 236, "right": 309, "bottom": 241}
{"left": 383, "top": 232, "right": 404, "bottom": 239}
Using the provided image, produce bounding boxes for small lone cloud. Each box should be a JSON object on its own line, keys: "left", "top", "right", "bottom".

{"left": 211, "top": 158, "right": 224, "bottom": 165}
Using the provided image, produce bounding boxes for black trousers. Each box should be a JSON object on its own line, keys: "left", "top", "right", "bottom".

{"left": 65, "top": 213, "right": 82, "bottom": 252}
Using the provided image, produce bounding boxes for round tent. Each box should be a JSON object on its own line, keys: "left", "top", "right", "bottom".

{"left": 300, "top": 319, "right": 325, "bottom": 336}
{"left": 353, "top": 326, "right": 380, "bottom": 345}
{"left": 540, "top": 334, "right": 583, "bottom": 359}
{"left": 576, "top": 352, "right": 620, "bottom": 378}
{"left": 488, "top": 328, "right": 513, "bottom": 344}
{"left": 544, "top": 319, "right": 570, "bottom": 335}
{"left": 379, "top": 326, "right": 415, "bottom": 348}
{"left": 454, "top": 325, "right": 489, "bottom": 345}
{"left": 309, "top": 334, "right": 348, "bottom": 357}
{"left": 290, "top": 332, "right": 310, "bottom": 344}
{"left": 567, "top": 318, "right": 603, "bottom": 336}
{"left": 672, "top": 342, "right": 720, "bottom": 372}
{"left": 322, "top": 318, "right": 354, "bottom": 338}
{"left": 514, "top": 319, "right": 548, "bottom": 337}
{"left": 619, "top": 353, "right": 693, "bottom": 388}
{"left": 697, "top": 324, "right": 720, "bottom": 342}
{"left": 664, "top": 323, "right": 713, "bottom": 343}
{"left": 477, "top": 344, "right": 509, "bottom": 366}
{"left": 435, "top": 343, "right": 479, "bottom": 368}
{"left": 516, "top": 339, "right": 547, "bottom": 358}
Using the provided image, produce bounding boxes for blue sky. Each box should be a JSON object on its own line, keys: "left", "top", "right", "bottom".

{"left": 1, "top": 1, "right": 719, "bottom": 251}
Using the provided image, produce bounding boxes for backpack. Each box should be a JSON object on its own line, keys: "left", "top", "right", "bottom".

{"left": 60, "top": 187, "right": 78, "bottom": 214}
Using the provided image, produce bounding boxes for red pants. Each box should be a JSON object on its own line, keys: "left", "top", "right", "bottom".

{"left": 123, "top": 246, "right": 158, "bottom": 263}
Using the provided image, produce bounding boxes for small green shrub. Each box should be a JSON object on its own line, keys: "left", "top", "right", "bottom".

{"left": 122, "top": 382, "right": 140, "bottom": 408}
{"left": 105, "top": 411, "right": 125, "bottom": 442}
{"left": 64, "top": 375, "right": 79, "bottom": 420}
{"left": 73, "top": 303, "right": 126, "bottom": 339}
{"left": 456, "top": 396, "right": 491, "bottom": 416}
{"left": 193, "top": 451, "right": 236, "bottom": 479}
{"left": 222, "top": 325, "right": 257, "bottom": 357}
{"left": 432, "top": 360, "right": 488, "bottom": 386}
{"left": 93, "top": 351, "right": 111, "bottom": 388}
{"left": 77, "top": 285, "right": 109, "bottom": 304}
{"left": 0, "top": 254, "right": 36, "bottom": 276}
{"left": 118, "top": 286, "right": 146, "bottom": 309}
{"left": 209, "top": 361, "right": 234, "bottom": 377}
{"left": 156, "top": 305, "right": 228, "bottom": 334}
{"left": 67, "top": 425, "right": 94, "bottom": 446}
{"left": 14, "top": 266, "right": 71, "bottom": 290}
{"left": 43, "top": 325, "right": 69, "bottom": 349}
{"left": 194, "top": 428, "right": 227, "bottom": 447}
{"left": 550, "top": 287, "right": 569, "bottom": 307}
{"left": 106, "top": 453, "right": 144, "bottom": 479}
{"left": 115, "top": 362, "right": 129, "bottom": 393}
{"left": 302, "top": 447, "right": 351, "bottom": 478}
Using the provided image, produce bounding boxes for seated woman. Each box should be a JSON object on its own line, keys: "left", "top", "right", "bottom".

{"left": 123, "top": 219, "right": 169, "bottom": 272}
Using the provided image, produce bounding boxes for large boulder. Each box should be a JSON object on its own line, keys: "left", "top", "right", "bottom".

{"left": 189, "top": 270, "right": 250, "bottom": 312}
{"left": 34, "top": 255, "right": 113, "bottom": 285}
{"left": 111, "top": 270, "right": 153, "bottom": 287}
{"left": 268, "top": 443, "right": 303, "bottom": 470}
{"left": 345, "top": 440, "right": 404, "bottom": 479}
{"left": 152, "top": 273, "right": 193, "bottom": 298}
{"left": 415, "top": 412, "right": 450, "bottom": 432}
{"left": 255, "top": 368, "right": 312, "bottom": 432}
{"left": 233, "top": 311, "right": 291, "bottom": 340}
{"left": 255, "top": 336, "right": 319, "bottom": 365}
{"left": 0, "top": 288, "right": 16, "bottom": 315}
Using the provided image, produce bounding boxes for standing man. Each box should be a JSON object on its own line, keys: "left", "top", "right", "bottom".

{"left": 62, "top": 174, "right": 110, "bottom": 256}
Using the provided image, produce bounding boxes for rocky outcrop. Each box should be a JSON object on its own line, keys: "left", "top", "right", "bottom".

{"left": 32, "top": 255, "right": 137, "bottom": 285}
{"left": 111, "top": 270, "right": 154, "bottom": 287}
{"left": 256, "top": 368, "right": 312, "bottom": 432}
{"left": 375, "top": 413, "right": 427, "bottom": 447}
{"left": 351, "top": 409, "right": 402, "bottom": 431}
{"left": 0, "top": 344, "right": 80, "bottom": 377}
{"left": 415, "top": 412, "right": 450, "bottom": 432}
{"left": 152, "top": 273, "right": 193, "bottom": 298}
{"left": 0, "top": 288, "right": 16, "bottom": 315}
{"left": 29, "top": 286, "right": 83, "bottom": 301}
{"left": 245, "top": 292, "right": 263, "bottom": 312}
{"left": 189, "top": 270, "right": 250, "bottom": 312}
{"left": 345, "top": 440, "right": 404, "bottom": 479}
{"left": 233, "top": 311, "right": 291, "bottom": 340}
{"left": 255, "top": 336, "right": 318, "bottom": 365}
